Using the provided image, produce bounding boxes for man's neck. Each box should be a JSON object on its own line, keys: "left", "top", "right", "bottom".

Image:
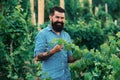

{"left": 56, "top": 32, "right": 60, "bottom": 36}
{"left": 52, "top": 29, "right": 60, "bottom": 36}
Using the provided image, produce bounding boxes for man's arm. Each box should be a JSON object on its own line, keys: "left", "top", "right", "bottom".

{"left": 35, "top": 44, "right": 63, "bottom": 61}
{"left": 35, "top": 48, "right": 55, "bottom": 61}
{"left": 68, "top": 55, "right": 77, "bottom": 63}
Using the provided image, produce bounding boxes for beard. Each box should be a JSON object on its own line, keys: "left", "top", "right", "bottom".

{"left": 52, "top": 21, "right": 64, "bottom": 32}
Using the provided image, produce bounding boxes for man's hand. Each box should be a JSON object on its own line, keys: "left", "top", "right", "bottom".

{"left": 51, "top": 44, "right": 64, "bottom": 53}
{"left": 68, "top": 56, "right": 77, "bottom": 63}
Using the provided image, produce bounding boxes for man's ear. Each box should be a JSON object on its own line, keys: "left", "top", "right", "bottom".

{"left": 49, "top": 15, "right": 52, "bottom": 21}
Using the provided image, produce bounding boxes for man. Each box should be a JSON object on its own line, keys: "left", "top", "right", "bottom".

{"left": 34, "top": 6, "right": 75, "bottom": 80}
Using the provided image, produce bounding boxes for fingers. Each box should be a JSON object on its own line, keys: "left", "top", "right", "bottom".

{"left": 54, "top": 44, "right": 64, "bottom": 52}
{"left": 57, "top": 44, "right": 64, "bottom": 50}
{"left": 61, "top": 44, "right": 64, "bottom": 49}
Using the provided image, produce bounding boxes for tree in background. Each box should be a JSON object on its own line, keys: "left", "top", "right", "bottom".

{"left": 0, "top": 0, "right": 38, "bottom": 79}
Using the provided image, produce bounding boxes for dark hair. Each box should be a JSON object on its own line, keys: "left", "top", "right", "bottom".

{"left": 50, "top": 6, "right": 65, "bottom": 16}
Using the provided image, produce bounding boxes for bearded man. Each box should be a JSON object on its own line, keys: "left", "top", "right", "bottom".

{"left": 34, "top": 6, "right": 75, "bottom": 80}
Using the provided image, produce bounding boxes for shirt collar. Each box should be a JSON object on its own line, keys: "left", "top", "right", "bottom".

{"left": 46, "top": 24, "right": 52, "bottom": 31}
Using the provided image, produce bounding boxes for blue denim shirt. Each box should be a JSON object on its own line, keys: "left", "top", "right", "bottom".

{"left": 34, "top": 25, "right": 72, "bottom": 80}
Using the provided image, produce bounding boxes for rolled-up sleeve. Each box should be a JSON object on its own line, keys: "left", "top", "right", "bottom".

{"left": 34, "top": 32, "right": 46, "bottom": 57}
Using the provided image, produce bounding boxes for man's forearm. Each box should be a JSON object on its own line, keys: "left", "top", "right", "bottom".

{"left": 36, "top": 52, "right": 52, "bottom": 61}
{"left": 35, "top": 44, "right": 63, "bottom": 61}
{"left": 35, "top": 49, "right": 56, "bottom": 61}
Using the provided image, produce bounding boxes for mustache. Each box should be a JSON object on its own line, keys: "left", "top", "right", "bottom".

{"left": 54, "top": 22, "right": 64, "bottom": 25}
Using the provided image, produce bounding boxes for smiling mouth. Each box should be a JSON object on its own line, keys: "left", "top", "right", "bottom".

{"left": 57, "top": 23, "right": 61, "bottom": 25}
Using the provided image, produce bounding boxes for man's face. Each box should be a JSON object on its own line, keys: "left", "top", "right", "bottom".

{"left": 50, "top": 11, "right": 65, "bottom": 32}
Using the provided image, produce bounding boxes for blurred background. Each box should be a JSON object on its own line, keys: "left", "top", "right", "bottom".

{"left": 0, "top": 0, "right": 120, "bottom": 80}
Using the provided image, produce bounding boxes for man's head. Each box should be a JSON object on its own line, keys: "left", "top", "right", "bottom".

{"left": 49, "top": 6, "right": 65, "bottom": 32}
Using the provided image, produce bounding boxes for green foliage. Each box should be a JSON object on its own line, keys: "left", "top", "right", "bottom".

{"left": 0, "top": 0, "right": 39, "bottom": 79}
{"left": 20, "top": 0, "right": 31, "bottom": 20}
{"left": 65, "top": 13, "right": 120, "bottom": 50}
{"left": 52, "top": 33, "right": 120, "bottom": 80}
{"left": 103, "top": 0, "right": 120, "bottom": 19}
{"left": 65, "top": 0, "right": 92, "bottom": 23}
{"left": 93, "top": 0, "right": 120, "bottom": 20}
{"left": 44, "top": 0, "right": 59, "bottom": 21}
{"left": 65, "top": 18, "right": 106, "bottom": 49}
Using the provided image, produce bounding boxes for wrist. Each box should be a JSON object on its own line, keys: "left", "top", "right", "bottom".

{"left": 47, "top": 50, "right": 51, "bottom": 55}
{"left": 49, "top": 49, "right": 56, "bottom": 54}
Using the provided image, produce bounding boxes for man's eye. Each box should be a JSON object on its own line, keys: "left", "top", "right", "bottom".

{"left": 56, "top": 16, "right": 59, "bottom": 18}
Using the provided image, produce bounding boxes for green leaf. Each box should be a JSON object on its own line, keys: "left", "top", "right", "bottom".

{"left": 36, "top": 71, "right": 42, "bottom": 76}
{"left": 116, "top": 32, "right": 120, "bottom": 38}
{"left": 100, "top": 43, "right": 110, "bottom": 54}
{"left": 84, "top": 72, "right": 92, "bottom": 80}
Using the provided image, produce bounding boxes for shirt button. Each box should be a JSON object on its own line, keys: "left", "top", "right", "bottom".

{"left": 63, "top": 70, "right": 64, "bottom": 72}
